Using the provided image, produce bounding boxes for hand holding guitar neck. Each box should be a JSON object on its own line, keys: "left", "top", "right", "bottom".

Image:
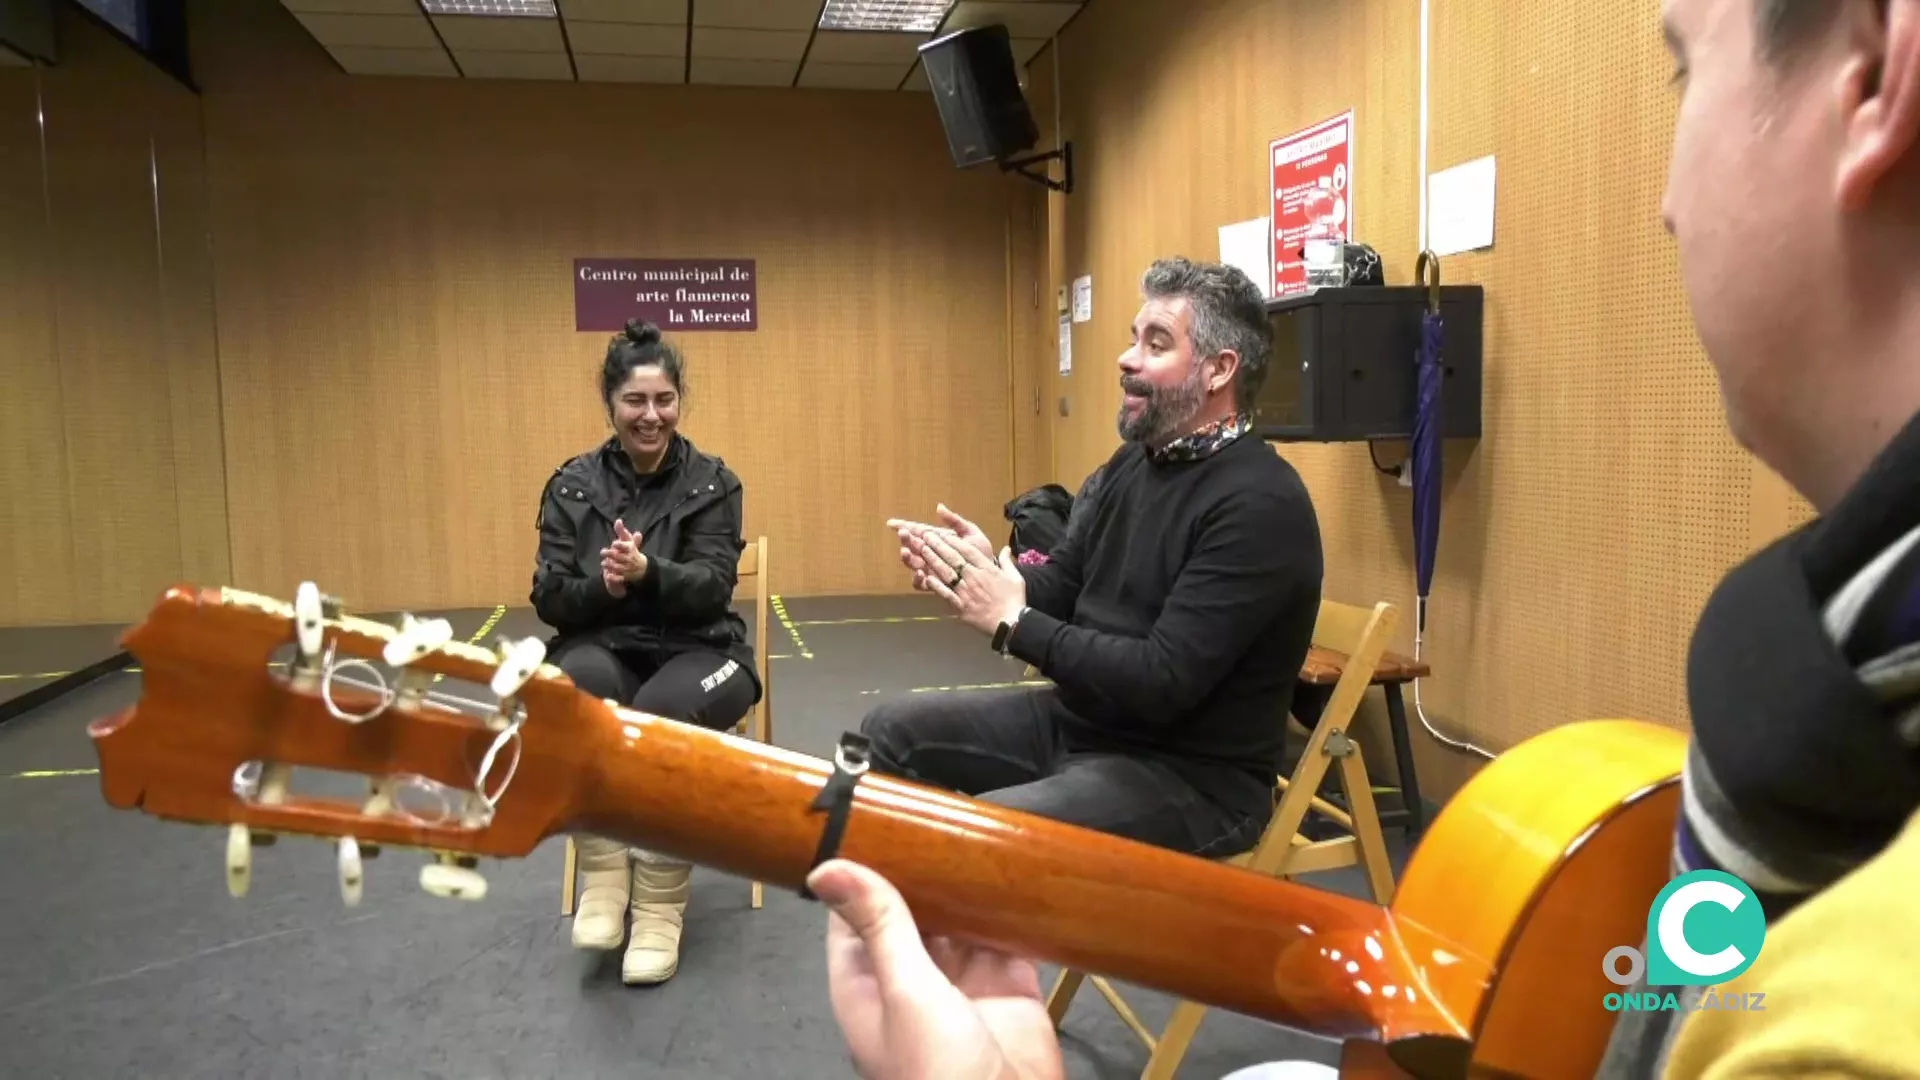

{"left": 810, "top": 858, "right": 1064, "bottom": 1080}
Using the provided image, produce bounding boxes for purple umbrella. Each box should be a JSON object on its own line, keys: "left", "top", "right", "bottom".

{"left": 1411, "top": 252, "right": 1444, "bottom": 641}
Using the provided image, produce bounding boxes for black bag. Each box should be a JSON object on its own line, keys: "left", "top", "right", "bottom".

{"left": 1003, "top": 483, "right": 1075, "bottom": 556}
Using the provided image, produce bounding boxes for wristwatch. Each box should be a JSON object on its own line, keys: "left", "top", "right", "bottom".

{"left": 991, "top": 606, "right": 1028, "bottom": 656}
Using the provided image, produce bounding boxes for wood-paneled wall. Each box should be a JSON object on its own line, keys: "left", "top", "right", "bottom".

{"left": 0, "top": 9, "right": 228, "bottom": 628}
{"left": 189, "top": 2, "right": 1037, "bottom": 614}
{"left": 1037, "top": 0, "right": 1815, "bottom": 801}
{"left": 0, "top": 1, "right": 1046, "bottom": 625}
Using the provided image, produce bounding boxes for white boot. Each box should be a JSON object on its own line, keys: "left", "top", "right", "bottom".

{"left": 622, "top": 849, "right": 690, "bottom": 985}
{"left": 570, "top": 835, "right": 631, "bottom": 950}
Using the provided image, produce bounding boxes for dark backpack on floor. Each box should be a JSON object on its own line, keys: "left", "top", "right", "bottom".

{"left": 1003, "top": 483, "right": 1075, "bottom": 557}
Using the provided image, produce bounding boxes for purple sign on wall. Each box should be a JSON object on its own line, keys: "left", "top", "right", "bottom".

{"left": 574, "top": 258, "right": 758, "bottom": 332}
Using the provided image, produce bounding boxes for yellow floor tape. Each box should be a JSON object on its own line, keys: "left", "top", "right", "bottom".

{"left": 768, "top": 596, "right": 814, "bottom": 660}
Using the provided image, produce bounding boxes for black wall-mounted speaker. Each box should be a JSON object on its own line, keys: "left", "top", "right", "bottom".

{"left": 0, "top": 0, "right": 58, "bottom": 63}
{"left": 917, "top": 24, "right": 1039, "bottom": 169}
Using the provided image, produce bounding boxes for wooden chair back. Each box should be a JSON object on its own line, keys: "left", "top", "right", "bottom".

{"left": 735, "top": 537, "right": 771, "bottom": 747}
{"left": 1043, "top": 596, "right": 1403, "bottom": 1080}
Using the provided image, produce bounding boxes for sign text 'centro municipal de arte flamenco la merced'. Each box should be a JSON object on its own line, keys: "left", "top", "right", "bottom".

{"left": 573, "top": 258, "right": 757, "bottom": 332}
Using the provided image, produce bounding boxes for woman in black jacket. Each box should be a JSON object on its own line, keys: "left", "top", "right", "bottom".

{"left": 532, "top": 319, "right": 759, "bottom": 985}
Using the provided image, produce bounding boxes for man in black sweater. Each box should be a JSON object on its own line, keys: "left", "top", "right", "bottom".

{"left": 860, "top": 257, "right": 1324, "bottom": 857}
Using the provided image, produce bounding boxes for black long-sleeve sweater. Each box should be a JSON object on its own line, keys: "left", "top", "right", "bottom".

{"left": 1006, "top": 433, "right": 1324, "bottom": 812}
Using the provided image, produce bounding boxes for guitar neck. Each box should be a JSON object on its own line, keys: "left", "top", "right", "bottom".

{"left": 566, "top": 706, "right": 1463, "bottom": 1049}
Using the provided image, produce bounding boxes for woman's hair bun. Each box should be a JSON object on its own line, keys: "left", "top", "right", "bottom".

{"left": 623, "top": 319, "right": 662, "bottom": 346}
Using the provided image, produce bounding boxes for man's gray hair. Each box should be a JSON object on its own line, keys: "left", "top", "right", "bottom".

{"left": 1139, "top": 257, "right": 1272, "bottom": 411}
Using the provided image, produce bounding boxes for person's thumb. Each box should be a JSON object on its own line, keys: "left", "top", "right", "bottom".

{"left": 998, "top": 546, "right": 1017, "bottom": 572}
{"left": 936, "top": 502, "right": 969, "bottom": 531}
{"left": 808, "top": 860, "right": 946, "bottom": 989}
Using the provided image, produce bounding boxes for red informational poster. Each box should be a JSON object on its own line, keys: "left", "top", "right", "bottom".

{"left": 1269, "top": 111, "right": 1354, "bottom": 298}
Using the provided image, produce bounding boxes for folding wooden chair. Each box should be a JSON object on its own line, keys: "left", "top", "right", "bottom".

{"left": 1044, "top": 598, "right": 1403, "bottom": 1080}
{"left": 561, "top": 535, "right": 775, "bottom": 914}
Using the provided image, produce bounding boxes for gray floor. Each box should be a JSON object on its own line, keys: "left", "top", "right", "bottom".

{"left": 0, "top": 594, "right": 1410, "bottom": 1080}
{"left": 0, "top": 621, "right": 131, "bottom": 707}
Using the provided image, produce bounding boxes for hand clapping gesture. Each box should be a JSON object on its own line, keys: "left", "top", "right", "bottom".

{"left": 601, "top": 520, "right": 648, "bottom": 598}
{"left": 888, "top": 505, "right": 1026, "bottom": 637}
{"left": 887, "top": 504, "right": 995, "bottom": 594}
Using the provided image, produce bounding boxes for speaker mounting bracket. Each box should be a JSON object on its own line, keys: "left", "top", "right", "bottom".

{"left": 998, "top": 142, "right": 1073, "bottom": 195}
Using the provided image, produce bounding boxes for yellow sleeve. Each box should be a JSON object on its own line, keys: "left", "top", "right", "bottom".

{"left": 1663, "top": 812, "right": 1920, "bottom": 1080}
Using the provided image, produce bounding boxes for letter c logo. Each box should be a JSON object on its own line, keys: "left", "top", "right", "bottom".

{"left": 1657, "top": 879, "right": 1747, "bottom": 977}
{"left": 1645, "top": 870, "right": 1767, "bottom": 987}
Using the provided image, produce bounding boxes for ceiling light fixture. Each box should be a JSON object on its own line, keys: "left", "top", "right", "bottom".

{"left": 419, "top": 0, "right": 557, "bottom": 16}
{"left": 818, "top": 0, "right": 951, "bottom": 33}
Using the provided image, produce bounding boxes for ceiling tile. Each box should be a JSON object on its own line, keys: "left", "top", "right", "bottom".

{"left": 805, "top": 29, "right": 926, "bottom": 65}
{"left": 294, "top": 13, "right": 439, "bottom": 48}
{"left": 690, "top": 56, "right": 797, "bottom": 86}
{"left": 941, "top": 1, "right": 1076, "bottom": 39}
{"left": 691, "top": 26, "right": 809, "bottom": 61}
{"left": 559, "top": 0, "right": 685, "bottom": 22}
{"left": 0, "top": 44, "right": 26, "bottom": 66}
{"left": 693, "top": 0, "right": 820, "bottom": 30}
{"left": 281, "top": 0, "right": 421, "bottom": 14}
{"left": 567, "top": 20, "right": 684, "bottom": 55}
{"left": 900, "top": 61, "right": 929, "bottom": 91}
{"left": 431, "top": 13, "right": 566, "bottom": 51}
{"left": 575, "top": 53, "right": 685, "bottom": 81}
{"left": 326, "top": 45, "right": 460, "bottom": 75}
{"left": 454, "top": 48, "right": 576, "bottom": 77}
{"left": 797, "top": 60, "right": 909, "bottom": 90}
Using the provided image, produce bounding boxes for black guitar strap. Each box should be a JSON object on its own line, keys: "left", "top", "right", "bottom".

{"left": 798, "top": 731, "right": 872, "bottom": 901}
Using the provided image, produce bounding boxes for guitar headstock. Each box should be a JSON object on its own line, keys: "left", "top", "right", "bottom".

{"left": 90, "top": 584, "right": 617, "bottom": 908}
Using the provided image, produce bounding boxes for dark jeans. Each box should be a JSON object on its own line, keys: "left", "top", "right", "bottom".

{"left": 858, "top": 686, "right": 1269, "bottom": 858}
{"left": 553, "top": 640, "right": 755, "bottom": 733}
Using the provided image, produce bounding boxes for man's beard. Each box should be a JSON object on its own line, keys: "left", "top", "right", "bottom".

{"left": 1116, "top": 366, "right": 1207, "bottom": 445}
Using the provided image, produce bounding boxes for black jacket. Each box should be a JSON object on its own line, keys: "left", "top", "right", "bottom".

{"left": 530, "top": 434, "right": 758, "bottom": 695}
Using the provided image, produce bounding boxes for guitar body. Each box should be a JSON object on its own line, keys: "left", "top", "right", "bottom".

{"left": 1380, "top": 719, "right": 1687, "bottom": 1079}
{"left": 89, "top": 586, "right": 1690, "bottom": 1080}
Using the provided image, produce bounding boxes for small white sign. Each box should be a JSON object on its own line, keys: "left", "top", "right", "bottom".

{"left": 1071, "top": 275, "right": 1093, "bottom": 323}
{"left": 1058, "top": 313, "right": 1072, "bottom": 374}
{"left": 1217, "top": 217, "right": 1274, "bottom": 299}
{"left": 1427, "top": 155, "right": 1497, "bottom": 257}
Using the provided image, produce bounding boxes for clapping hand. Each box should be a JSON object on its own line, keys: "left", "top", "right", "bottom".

{"left": 887, "top": 504, "right": 994, "bottom": 593}
{"left": 910, "top": 529, "right": 1027, "bottom": 636}
{"left": 601, "top": 520, "right": 648, "bottom": 597}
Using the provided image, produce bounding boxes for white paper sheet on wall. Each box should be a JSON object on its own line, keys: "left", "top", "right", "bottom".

{"left": 1427, "top": 155, "right": 1497, "bottom": 257}
{"left": 1071, "top": 275, "right": 1093, "bottom": 323}
{"left": 1058, "top": 313, "right": 1072, "bottom": 374}
{"left": 1217, "top": 217, "right": 1274, "bottom": 299}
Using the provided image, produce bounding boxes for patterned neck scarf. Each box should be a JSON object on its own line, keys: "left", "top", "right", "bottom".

{"left": 1147, "top": 413, "right": 1252, "bottom": 463}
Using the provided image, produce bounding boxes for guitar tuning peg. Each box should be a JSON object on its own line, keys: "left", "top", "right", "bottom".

{"left": 338, "top": 836, "right": 364, "bottom": 907}
{"left": 490, "top": 636, "right": 546, "bottom": 701}
{"left": 383, "top": 614, "right": 453, "bottom": 668}
{"left": 294, "top": 582, "right": 325, "bottom": 662}
{"left": 227, "top": 823, "right": 252, "bottom": 898}
{"left": 419, "top": 854, "right": 487, "bottom": 901}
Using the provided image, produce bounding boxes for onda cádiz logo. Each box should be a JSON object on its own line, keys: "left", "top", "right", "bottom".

{"left": 1601, "top": 870, "right": 1769, "bottom": 1013}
